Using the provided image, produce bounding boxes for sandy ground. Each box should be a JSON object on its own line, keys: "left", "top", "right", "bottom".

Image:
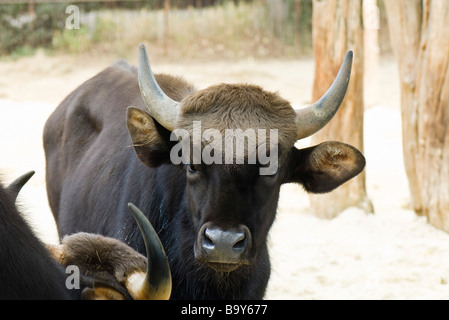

{"left": 1, "top": 50, "right": 449, "bottom": 300}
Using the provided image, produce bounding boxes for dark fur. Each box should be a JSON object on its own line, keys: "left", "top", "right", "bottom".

{"left": 0, "top": 177, "right": 75, "bottom": 300}
{"left": 44, "top": 60, "right": 365, "bottom": 299}
{"left": 0, "top": 172, "right": 160, "bottom": 300}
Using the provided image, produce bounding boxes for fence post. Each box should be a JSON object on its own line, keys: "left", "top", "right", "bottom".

{"left": 164, "top": 0, "right": 170, "bottom": 56}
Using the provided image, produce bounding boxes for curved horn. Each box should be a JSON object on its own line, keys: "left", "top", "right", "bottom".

{"left": 295, "top": 50, "right": 353, "bottom": 140}
{"left": 7, "top": 171, "right": 35, "bottom": 202}
{"left": 126, "top": 203, "right": 171, "bottom": 300}
{"left": 138, "top": 44, "right": 180, "bottom": 132}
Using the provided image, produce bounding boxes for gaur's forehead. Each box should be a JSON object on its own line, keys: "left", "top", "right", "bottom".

{"left": 180, "top": 83, "right": 294, "bottom": 117}
{"left": 178, "top": 83, "right": 298, "bottom": 148}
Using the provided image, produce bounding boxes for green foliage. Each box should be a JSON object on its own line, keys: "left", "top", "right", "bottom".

{"left": 0, "top": 4, "right": 27, "bottom": 55}
{"left": 0, "top": 0, "right": 314, "bottom": 58}
{"left": 0, "top": 3, "right": 67, "bottom": 55}
{"left": 52, "top": 27, "right": 92, "bottom": 54}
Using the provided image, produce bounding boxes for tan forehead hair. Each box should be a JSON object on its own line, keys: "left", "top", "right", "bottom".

{"left": 178, "top": 83, "right": 298, "bottom": 149}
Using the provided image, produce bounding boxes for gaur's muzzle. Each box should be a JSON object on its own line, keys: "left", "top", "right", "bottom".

{"left": 194, "top": 222, "right": 252, "bottom": 272}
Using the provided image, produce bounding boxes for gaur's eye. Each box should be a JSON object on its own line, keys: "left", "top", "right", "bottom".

{"left": 187, "top": 164, "right": 198, "bottom": 174}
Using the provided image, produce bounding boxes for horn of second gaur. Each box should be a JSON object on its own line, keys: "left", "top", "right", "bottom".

{"left": 126, "top": 203, "right": 172, "bottom": 300}
{"left": 7, "top": 171, "right": 35, "bottom": 202}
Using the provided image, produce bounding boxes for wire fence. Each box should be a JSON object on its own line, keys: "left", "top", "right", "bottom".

{"left": 0, "top": 0, "right": 243, "bottom": 9}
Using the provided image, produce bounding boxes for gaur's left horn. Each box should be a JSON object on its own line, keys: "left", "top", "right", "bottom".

{"left": 295, "top": 51, "right": 353, "bottom": 140}
{"left": 126, "top": 203, "right": 172, "bottom": 300}
{"left": 7, "top": 171, "right": 35, "bottom": 202}
{"left": 138, "top": 44, "right": 180, "bottom": 132}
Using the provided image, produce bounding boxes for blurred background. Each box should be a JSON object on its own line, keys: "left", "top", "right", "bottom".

{"left": 0, "top": 0, "right": 391, "bottom": 60}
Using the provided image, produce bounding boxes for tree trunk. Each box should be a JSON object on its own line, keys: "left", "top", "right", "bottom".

{"left": 309, "top": 0, "right": 372, "bottom": 219}
{"left": 385, "top": 0, "right": 449, "bottom": 232}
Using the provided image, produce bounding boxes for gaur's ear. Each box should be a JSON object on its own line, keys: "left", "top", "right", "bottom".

{"left": 126, "top": 107, "right": 173, "bottom": 167}
{"left": 286, "top": 141, "right": 365, "bottom": 193}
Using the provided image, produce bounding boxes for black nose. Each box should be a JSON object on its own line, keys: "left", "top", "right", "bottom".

{"left": 196, "top": 223, "right": 252, "bottom": 268}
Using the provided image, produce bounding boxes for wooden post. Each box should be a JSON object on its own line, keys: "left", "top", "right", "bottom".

{"left": 385, "top": 0, "right": 449, "bottom": 232}
{"left": 28, "top": 0, "right": 35, "bottom": 46}
{"left": 164, "top": 0, "right": 170, "bottom": 56}
{"left": 309, "top": 0, "right": 373, "bottom": 219}
{"left": 268, "top": 0, "right": 287, "bottom": 38}
{"left": 293, "top": 0, "right": 301, "bottom": 53}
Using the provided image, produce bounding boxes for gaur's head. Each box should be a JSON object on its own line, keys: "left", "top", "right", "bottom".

{"left": 127, "top": 45, "right": 365, "bottom": 273}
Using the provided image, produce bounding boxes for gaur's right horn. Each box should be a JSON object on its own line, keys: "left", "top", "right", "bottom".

{"left": 138, "top": 44, "right": 180, "bottom": 132}
{"left": 126, "top": 203, "right": 172, "bottom": 300}
{"left": 294, "top": 51, "right": 353, "bottom": 140}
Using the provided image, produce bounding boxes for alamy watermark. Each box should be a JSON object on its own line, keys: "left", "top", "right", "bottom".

{"left": 65, "top": 5, "right": 80, "bottom": 30}
{"left": 170, "top": 122, "right": 279, "bottom": 176}
{"left": 65, "top": 265, "right": 80, "bottom": 290}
